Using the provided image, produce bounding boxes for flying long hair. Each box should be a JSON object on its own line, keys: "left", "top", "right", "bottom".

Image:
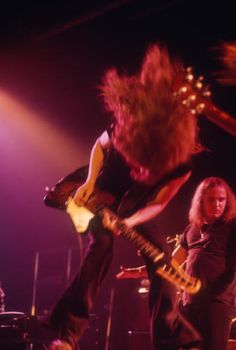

{"left": 100, "top": 44, "right": 199, "bottom": 181}
{"left": 189, "top": 177, "right": 236, "bottom": 227}
{"left": 216, "top": 42, "right": 236, "bottom": 85}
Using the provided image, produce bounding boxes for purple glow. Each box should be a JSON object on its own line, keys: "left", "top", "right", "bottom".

{"left": 0, "top": 89, "right": 91, "bottom": 313}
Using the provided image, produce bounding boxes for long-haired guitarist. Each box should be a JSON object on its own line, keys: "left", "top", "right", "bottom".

{"left": 173, "top": 177, "right": 236, "bottom": 350}
{"left": 45, "top": 44, "right": 202, "bottom": 350}
{"left": 116, "top": 177, "right": 236, "bottom": 350}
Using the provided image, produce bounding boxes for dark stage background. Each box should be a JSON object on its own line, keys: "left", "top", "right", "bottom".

{"left": 0, "top": 1, "right": 236, "bottom": 349}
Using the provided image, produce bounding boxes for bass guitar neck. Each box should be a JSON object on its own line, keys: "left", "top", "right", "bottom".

{"left": 66, "top": 198, "right": 201, "bottom": 294}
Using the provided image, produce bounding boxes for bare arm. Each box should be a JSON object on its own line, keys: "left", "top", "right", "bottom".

{"left": 85, "top": 131, "right": 110, "bottom": 186}
{"left": 123, "top": 171, "right": 191, "bottom": 228}
{"left": 74, "top": 131, "right": 110, "bottom": 205}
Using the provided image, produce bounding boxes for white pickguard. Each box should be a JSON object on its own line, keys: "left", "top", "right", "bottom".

{"left": 66, "top": 197, "right": 95, "bottom": 233}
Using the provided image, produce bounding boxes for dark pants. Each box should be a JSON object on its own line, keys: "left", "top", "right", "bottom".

{"left": 181, "top": 300, "right": 233, "bottom": 350}
{"left": 48, "top": 218, "right": 200, "bottom": 349}
{"left": 48, "top": 218, "right": 114, "bottom": 344}
{"left": 139, "top": 221, "right": 201, "bottom": 350}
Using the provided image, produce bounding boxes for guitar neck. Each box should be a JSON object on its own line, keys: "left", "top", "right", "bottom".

{"left": 204, "top": 102, "right": 236, "bottom": 138}
{"left": 65, "top": 200, "right": 201, "bottom": 294}
{"left": 124, "top": 224, "right": 201, "bottom": 294}
{"left": 102, "top": 208, "right": 201, "bottom": 294}
{"left": 103, "top": 208, "right": 164, "bottom": 264}
{"left": 121, "top": 225, "right": 165, "bottom": 263}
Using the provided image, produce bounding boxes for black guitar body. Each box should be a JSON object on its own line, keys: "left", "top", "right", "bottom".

{"left": 44, "top": 165, "right": 89, "bottom": 210}
{"left": 43, "top": 165, "right": 201, "bottom": 294}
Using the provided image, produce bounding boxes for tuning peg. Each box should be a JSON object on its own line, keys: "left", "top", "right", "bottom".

{"left": 179, "top": 85, "right": 188, "bottom": 94}
{"left": 190, "top": 102, "right": 206, "bottom": 115}
{"left": 173, "top": 85, "right": 188, "bottom": 98}
{"left": 189, "top": 94, "right": 196, "bottom": 102}
{"left": 190, "top": 103, "right": 206, "bottom": 115}
{"left": 203, "top": 90, "right": 211, "bottom": 98}
{"left": 185, "top": 66, "right": 194, "bottom": 82}
{"left": 186, "top": 66, "right": 193, "bottom": 73}
{"left": 195, "top": 80, "right": 203, "bottom": 89}
{"left": 195, "top": 103, "right": 206, "bottom": 114}
{"left": 195, "top": 75, "right": 205, "bottom": 89}
{"left": 186, "top": 72, "right": 194, "bottom": 83}
{"left": 202, "top": 85, "right": 211, "bottom": 98}
{"left": 186, "top": 94, "right": 197, "bottom": 107}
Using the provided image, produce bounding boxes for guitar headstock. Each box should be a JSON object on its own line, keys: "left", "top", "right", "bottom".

{"left": 174, "top": 66, "right": 211, "bottom": 115}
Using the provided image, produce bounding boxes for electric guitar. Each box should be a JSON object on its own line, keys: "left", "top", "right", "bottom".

{"left": 44, "top": 181, "right": 201, "bottom": 294}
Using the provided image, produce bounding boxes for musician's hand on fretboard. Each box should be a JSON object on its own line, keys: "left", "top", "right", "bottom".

{"left": 102, "top": 210, "right": 123, "bottom": 235}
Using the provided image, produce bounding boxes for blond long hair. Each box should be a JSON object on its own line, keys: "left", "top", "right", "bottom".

{"left": 189, "top": 177, "right": 236, "bottom": 227}
{"left": 100, "top": 44, "right": 199, "bottom": 181}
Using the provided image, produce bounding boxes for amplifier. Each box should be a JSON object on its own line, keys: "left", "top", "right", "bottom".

{"left": 0, "top": 311, "right": 30, "bottom": 349}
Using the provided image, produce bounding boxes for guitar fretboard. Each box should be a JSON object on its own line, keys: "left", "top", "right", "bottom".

{"left": 102, "top": 208, "right": 201, "bottom": 294}
{"left": 103, "top": 208, "right": 164, "bottom": 264}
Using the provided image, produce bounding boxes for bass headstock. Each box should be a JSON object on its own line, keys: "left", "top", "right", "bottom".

{"left": 174, "top": 66, "right": 211, "bottom": 115}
